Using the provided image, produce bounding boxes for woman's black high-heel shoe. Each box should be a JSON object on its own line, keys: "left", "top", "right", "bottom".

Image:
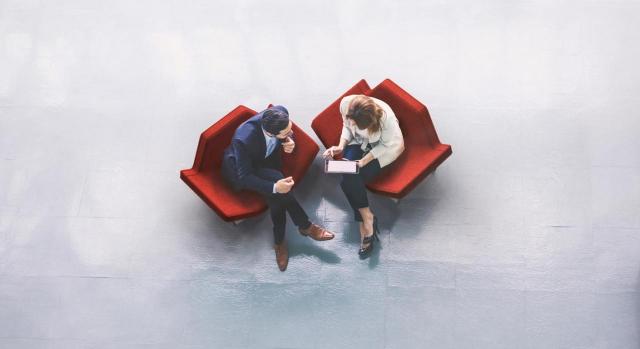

{"left": 359, "top": 216, "right": 380, "bottom": 258}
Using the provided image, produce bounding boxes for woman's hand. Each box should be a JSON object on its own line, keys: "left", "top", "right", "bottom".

{"left": 356, "top": 153, "right": 374, "bottom": 168}
{"left": 323, "top": 145, "right": 344, "bottom": 158}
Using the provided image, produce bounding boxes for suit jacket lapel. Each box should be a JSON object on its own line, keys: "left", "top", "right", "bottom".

{"left": 253, "top": 124, "right": 267, "bottom": 159}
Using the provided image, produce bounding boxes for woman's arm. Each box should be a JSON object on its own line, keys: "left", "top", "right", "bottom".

{"left": 338, "top": 137, "right": 348, "bottom": 149}
{"left": 358, "top": 151, "right": 375, "bottom": 167}
{"left": 323, "top": 137, "right": 350, "bottom": 158}
{"left": 368, "top": 115, "right": 405, "bottom": 167}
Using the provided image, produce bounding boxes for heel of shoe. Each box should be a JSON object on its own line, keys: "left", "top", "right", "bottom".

{"left": 373, "top": 216, "right": 380, "bottom": 241}
{"left": 358, "top": 236, "right": 375, "bottom": 257}
{"left": 359, "top": 216, "right": 380, "bottom": 258}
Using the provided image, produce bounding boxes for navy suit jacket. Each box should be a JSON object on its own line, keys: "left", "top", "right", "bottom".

{"left": 221, "top": 106, "right": 288, "bottom": 195}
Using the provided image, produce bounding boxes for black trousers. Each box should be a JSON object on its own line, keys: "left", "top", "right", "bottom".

{"left": 253, "top": 168, "right": 311, "bottom": 244}
{"left": 340, "top": 144, "right": 383, "bottom": 222}
{"left": 222, "top": 162, "right": 311, "bottom": 244}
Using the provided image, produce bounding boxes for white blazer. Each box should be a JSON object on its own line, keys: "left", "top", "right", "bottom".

{"left": 339, "top": 95, "right": 405, "bottom": 168}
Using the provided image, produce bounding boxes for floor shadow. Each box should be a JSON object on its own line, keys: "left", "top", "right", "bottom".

{"left": 367, "top": 245, "right": 382, "bottom": 269}
{"left": 288, "top": 241, "right": 341, "bottom": 264}
{"left": 186, "top": 159, "right": 445, "bottom": 271}
{"left": 337, "top": 220, "right": 361, "bottom": 244}
{"left": 289, "top": 157, "right": 328, "bottom": 222}
{"left": 320, "top": 172, "right": 403, "bottom": 226}
{"left": 320, "top": 171, "right": 446, "bottom": 239}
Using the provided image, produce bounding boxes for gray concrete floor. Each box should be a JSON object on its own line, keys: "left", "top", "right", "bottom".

{"left": 1, "top": 0, "right": 639, "bottom": 348}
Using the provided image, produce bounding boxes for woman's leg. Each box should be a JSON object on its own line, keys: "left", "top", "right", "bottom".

{"left": 340, "top": 145, "right": 383, "bottom": 248}
{"left": 341, "top": 147, "right": 383, "bottom": 221}
{"left": 340, "top": 145, "right": 366, "bottom": 222}
{"left": 355, "top": 159, "right": 382, "bottom": 248}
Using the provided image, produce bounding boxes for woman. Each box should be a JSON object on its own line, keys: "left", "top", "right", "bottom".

{"left": 323, "top": 95, "right": 405, "bottom": 258}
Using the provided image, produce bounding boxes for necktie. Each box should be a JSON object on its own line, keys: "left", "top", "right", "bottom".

{"left": 265, "top": 136, "right": 277, "bottom": 158}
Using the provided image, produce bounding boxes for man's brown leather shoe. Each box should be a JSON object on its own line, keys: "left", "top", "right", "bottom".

{"left": 299, "top": 223, "right": 335, "bottom": 241}
{"left": 274, "top": 240, "right": 288, "bottom": 271}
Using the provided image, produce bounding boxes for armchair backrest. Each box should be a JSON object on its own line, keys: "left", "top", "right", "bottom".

{"left": 281, "top": 121, "right": 317, "bottom": 180}
{"left": 196, "top": 105, "right": 257, "bottom": 174}
{"left": 368, "top": 79, "right": 441, "bottom": 148}
{"left": 311, "top": 79, "right": 371, "bottom": 148}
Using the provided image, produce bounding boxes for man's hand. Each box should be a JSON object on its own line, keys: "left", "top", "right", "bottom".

{"left": 275, "top": 177, "right": 295, "bottom": 193}
{"left": 322, "top": 145, "right": 344, "bottom": 158}
{"left": 282, "top": 137, "right": 295, "bottom": 153}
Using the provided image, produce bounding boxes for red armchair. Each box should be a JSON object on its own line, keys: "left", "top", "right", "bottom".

{"left": 312, "top": 79, "right": 372, "bottom": 148}
{"left": 181, "top": 105, "right": 319, "bottom": 222}
{"left": 311, "top": 79, "right": 452, "bottom": 199}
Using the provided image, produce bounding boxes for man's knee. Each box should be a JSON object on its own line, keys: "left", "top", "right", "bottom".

{"left": 270, "top": 169, "right": 285, "bottom": 180}
{"left": 265, "top": 194, "right": 287, "bottom": 209}
{"left": 255, "top": 168, "right": 284, "bottom": 182}
{"left": 267, "top": 189, "right": 296, "bottom": 201}
{"left": 275, "top": 191, "right": 298, "bottom": 203}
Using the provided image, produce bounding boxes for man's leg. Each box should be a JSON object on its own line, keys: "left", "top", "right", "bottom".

{"left": 262, "top": 195, "right": 287, "bottom": 245}
{"left": 261, "top": 157, "right": 311, "bottom": 229}
{"left": 257, "top": 167, "right": 334, "bottom": 243}
{"left": 281, "top": 193, "right": 312, "bottom": 229}
{"left": 254, "top": 168, "right": 311, "bottom": 243}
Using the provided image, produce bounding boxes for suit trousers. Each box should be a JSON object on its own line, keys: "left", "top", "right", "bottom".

{"left": 340, "top": 144, "right": 383, "bottom": 222}
{"left": 223, "top": 163, "right": 311, "bottom": 244}
{"left": 255, "top": 168, "right": 311, "bottom": 244}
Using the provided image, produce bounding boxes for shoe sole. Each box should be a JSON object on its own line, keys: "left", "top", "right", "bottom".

{"left": 299, "top": 231, "right": 334, "bottom": 241}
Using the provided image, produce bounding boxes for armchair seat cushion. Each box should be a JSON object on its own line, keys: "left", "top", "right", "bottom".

{"left": 181, "top": 170, "right": 268, "bottom": 220}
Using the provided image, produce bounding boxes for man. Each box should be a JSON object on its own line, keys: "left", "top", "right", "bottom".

{"left": 221, "top": 105, "right": 335, "bottom": 271}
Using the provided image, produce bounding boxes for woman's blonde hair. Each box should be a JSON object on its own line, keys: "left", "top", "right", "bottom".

{"left": 346, "top": 95, "right": 384, "bottom": 133}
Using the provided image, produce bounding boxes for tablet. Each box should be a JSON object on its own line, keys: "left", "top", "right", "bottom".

{"left": 325, "top": 159, "right": 359, "bottom": 174}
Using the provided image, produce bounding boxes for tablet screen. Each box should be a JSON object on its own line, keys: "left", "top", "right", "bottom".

{"left": 326, "top": 160, "right": 358, "bottom": 173}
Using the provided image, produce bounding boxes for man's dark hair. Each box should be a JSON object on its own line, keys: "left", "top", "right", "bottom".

{"left": 261, "top": 107, "right": 289, "bottom": 134}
